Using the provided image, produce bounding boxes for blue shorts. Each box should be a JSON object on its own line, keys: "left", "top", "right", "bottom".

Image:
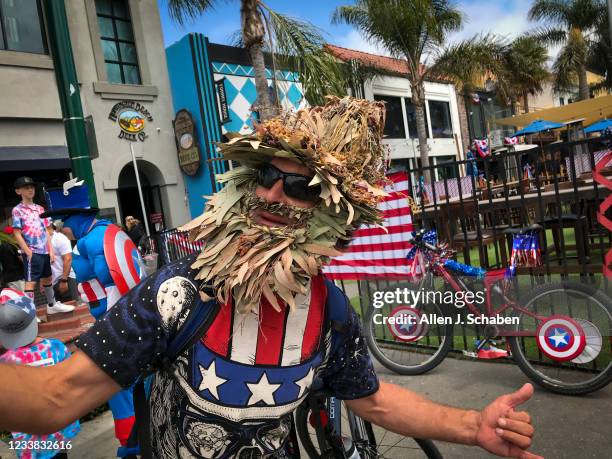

{"left": 22, "top": 253, "right": 52, "bottom": 282}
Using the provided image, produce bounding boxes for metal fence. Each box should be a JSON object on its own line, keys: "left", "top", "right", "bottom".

{"left": 408, "top": 137, "right": 611, "bottom": 279}
{"left": 148, "top": 136, "right": 611, "bottom": 356}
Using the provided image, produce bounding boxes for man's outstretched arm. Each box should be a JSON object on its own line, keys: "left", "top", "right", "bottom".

{"left": 346, "top": 381, "right": 541, "bottom": 459}
{"left": 0, "top": 350, "right": 121, "bottom": 434}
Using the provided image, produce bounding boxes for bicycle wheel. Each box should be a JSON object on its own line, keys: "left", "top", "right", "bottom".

{"left": 508, "top": 281, "right": 612, "bottom": 395}
{"left": 364, "top": 286, "right": 453, "bottom": 375}
{"left": 295, "top": 400, "right": 443, "bottom": 458}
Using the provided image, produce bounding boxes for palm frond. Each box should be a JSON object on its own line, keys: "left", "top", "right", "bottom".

{"left": 259, "top": 6, "right": 347, "bottom": 105}
{"left": 333, "top": 1, "right": 468, "bottom": 79}
{"left": 332, "top": 2, "right": 408, "bottom": 59}
{"left": 529, "top": 26, "right": 568, "bottom": 46}
{"left": 164, "top": 0, "right": 217, "bottom": 25}
{"left": 528, "top": 0, "right": 571, "bottom": 25}
{"left": 427, "top": 34, "right": 506, "bottom": 87}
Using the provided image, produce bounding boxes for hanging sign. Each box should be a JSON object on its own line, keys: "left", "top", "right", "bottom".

{"left": 108, "top": 100, "right": 153, "bottom": 142}
{"left": 215, "top": 78, "right": 230, "bottom": 124}
{"left": 173, "top": 109, "right": 201, "bottom": 176}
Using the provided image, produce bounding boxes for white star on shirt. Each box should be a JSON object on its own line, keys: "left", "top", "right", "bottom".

{"left": 294, "top": 367, "right": 315, "bottom": 398}
{"left": 548, "top": 329, "right": 569, "bottom": 348}
{"left": 198, "top": 361, "right": 227, "bottom": 400}
{"left": 246, "top": 372, "right": 281, "bottom": 406}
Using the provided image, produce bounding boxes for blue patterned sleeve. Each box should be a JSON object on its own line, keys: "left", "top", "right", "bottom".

{"left": 320, "top": 306, "right": 380, "bottom": 400}
{"left": 74, "top": 256, "right": 199, "bottom": 388}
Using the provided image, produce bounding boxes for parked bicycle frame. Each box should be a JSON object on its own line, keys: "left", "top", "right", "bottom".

{"left": 365, "top": 227, "right": 612, "bottom": 395}
{"left": 295, "top": 378, "right": 443, "bottom": 458}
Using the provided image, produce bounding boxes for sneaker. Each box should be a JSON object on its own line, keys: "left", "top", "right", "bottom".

{"left": 47, "top": 301, "right": 75, "bottom": 314}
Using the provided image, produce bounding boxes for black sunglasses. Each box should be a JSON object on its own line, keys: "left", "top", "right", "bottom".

{"left": 256, "top": 163, "right": 321, "bottom": 202}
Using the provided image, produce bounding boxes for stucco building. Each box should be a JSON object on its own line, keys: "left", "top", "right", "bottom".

{"left": 0, "top": 0, "right": 189, "bottom": 231}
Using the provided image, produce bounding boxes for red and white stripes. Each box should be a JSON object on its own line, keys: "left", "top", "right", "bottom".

{"left": 322, "top": 172, "right": 415, "bottom": 280}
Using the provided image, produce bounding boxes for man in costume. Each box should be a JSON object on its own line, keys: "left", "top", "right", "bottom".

{"left": 0, "top": 97, "right": 540, "bottom": 459}
{"left": 41, "top": 180, "right": 146, "bottom": 458}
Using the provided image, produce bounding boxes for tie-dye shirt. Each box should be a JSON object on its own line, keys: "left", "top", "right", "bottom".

{"left": 0, "top": 338, "right": 80, "bottom": 459}
{"left": 11, "top": 203, "right": 50, "bottom": 255}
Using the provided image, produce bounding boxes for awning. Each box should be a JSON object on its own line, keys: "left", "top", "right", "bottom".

{"left": 496, "top": 95, "right": 612, "bottom": 128}
{"left": 0, "top": 146, "right": 70, "bottom": 171}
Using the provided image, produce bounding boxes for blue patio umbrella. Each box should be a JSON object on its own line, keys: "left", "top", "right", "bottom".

{"left": 584, "top": 119, "right": 612, "bottom": 134}
{"left": 511, "top": 119, "right": 564, "bottom": 137}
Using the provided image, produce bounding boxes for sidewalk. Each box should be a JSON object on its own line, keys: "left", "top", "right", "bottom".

{"left": 1, "top": 357, "right": 610, "bottom": 458}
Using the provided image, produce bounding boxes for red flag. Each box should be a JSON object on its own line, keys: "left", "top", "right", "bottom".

{"left": 322, "top": 172, "right": 415, "bottom": 280}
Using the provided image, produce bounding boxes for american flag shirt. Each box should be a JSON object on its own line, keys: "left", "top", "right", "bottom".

{"left": 75, "top": 254, "right": 378, "bottom": 458}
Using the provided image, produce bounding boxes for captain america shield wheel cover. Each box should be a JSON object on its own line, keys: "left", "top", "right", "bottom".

{"left": 103, "top": 224, "right": 145, "bottom": 295}
{"left": 386, "top": 307, "right": 427, "bottom": 342}
{"left": 536, "top": 315, "right": 586, "bottom": 362}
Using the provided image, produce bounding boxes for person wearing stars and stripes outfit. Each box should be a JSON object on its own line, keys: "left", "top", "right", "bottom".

{"left": 39, "top": 181, "right": 146, "bottom": 458}
{"left": 0, "top": 98, "right": 541, "bottom": 459}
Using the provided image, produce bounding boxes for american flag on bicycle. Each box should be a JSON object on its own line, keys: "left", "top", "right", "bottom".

{"left": 322, "top": 171, "right": 416, "bottom": 280}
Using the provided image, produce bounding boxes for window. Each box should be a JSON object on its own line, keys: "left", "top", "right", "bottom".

{"left": 0, "top": 0, "right": 47, "bottom": 54}
{"left": 404, "top": 98, "right": 428, "bottom": 139}
{"left": 428, "top": 100, "right": 453, "bottom": 138}
{"left": 374, "top": 95, "right": 406, "bottom": 139}
{"left": 435, "top": 156, "right": 459, "bottom": 180}
{"left": 95, "top": 0, "right": 141, "bottom": 84}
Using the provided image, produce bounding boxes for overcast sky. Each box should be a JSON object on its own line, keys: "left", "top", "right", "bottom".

{"left": 158, "top": 0, "right": 541, "bottom": 55}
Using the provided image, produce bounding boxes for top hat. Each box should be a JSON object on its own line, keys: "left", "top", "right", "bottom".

{"left": 41, "top": 178, "right": 99, "bottom": 219}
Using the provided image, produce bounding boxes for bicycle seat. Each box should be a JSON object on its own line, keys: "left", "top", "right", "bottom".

{"left": 502, "top": 223, "right": 543, "bottom": 235}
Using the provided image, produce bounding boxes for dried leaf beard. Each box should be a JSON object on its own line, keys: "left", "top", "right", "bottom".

{"left": 244, "top": 193, "right": 315, "bottom": 230}
{"left": 182, "top": 180, "right": 351, "bottom": 314}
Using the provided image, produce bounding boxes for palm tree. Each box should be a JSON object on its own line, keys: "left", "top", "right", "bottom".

{"left": 165, "top": 0, "right": 345, "bottom": 119}
{"left": 332, "top": 0, "right": 503, "bottom": 174}
{"left": 528, "top": 0, "right": 605, "bottom": 101}
{"left": 587, "top": 7, "right": 611, "bottom": 91}
{"left": 497, "top": 37, "right": 550, "bottom": 113}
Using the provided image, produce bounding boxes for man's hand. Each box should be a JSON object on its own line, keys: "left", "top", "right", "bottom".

{"left": 58, "top": 281, "right": 69, "bottom": 295}
{"left": 476, "top": 383, "right": 542, "bottom": 459}
{"left": 24, "top": 248, "right": 33, "bottom": 260}
{"left": 49, "top": 251, "right": 56, "bottom": 265}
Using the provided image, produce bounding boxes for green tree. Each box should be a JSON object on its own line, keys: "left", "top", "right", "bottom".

{"left": 165, "top": 0, "right": 345, "bottom": 119}
{"left": 528, "top": 0, "right": 605, "bottom": 100}
{"left": 332, "top": 0, "right": 503, "bottom": 174}
{"left": 497, "top": 37, "right": 550, "bottom": 113}
{"left": 587, "top": 7, "right": 611, "bottom": 91}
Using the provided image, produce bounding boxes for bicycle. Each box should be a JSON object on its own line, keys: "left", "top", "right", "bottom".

{"left": 295, "top": 378, "right": 443, "bottom": 458}
{"left": 364, "top": 226, "right": 612, "bottom": 395}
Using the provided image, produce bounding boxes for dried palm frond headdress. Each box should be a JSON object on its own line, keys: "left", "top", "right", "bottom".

{"left": 181, "top": 96, "right": 389, "bottom": 313}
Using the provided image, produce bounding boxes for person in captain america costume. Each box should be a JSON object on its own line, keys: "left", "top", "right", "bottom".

{"left": 41, "top": 180, "right": 145, "bottom": 458}
{"left": 0, "top": 98, "right": 540, "bottom": 459}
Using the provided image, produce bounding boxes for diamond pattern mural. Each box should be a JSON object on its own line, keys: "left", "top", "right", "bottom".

{"left": 213, "top": 61, "right": 307, "bottom": 135}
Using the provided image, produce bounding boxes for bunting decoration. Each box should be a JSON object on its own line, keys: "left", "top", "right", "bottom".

{"left": 504, "top": 137, "right": 519, "bottom": 145}
{"left": 507, "top": 231, "right": 542, "bottom": 275}
{"left": 474, "top": 139, "right": 490, "bottom": 158}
